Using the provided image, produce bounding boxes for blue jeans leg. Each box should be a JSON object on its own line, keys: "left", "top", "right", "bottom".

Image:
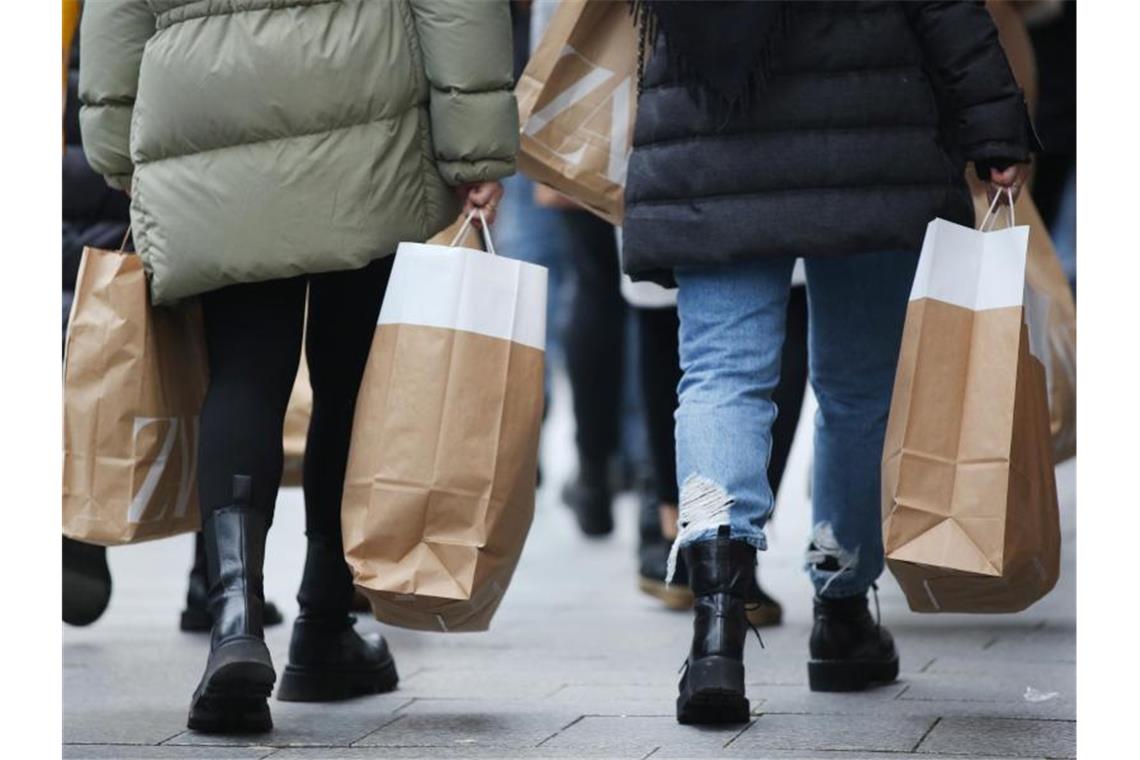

{"left": 672, "top": 257, "right": 796, "bottom": 570}
{"left": 803, "top": 250, "right": 920, "bottom": 598}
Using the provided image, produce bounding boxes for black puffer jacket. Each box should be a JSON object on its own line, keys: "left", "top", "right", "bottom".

{"left": 622, "top": 1, "right": 1039, "bottom": 283}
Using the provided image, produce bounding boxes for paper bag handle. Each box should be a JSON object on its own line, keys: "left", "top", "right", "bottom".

{"left": 979, "top": 187, "right": 1016, "bottom": 231}
{"left": 448, "top": 209, "right": 497, "bottom": 256}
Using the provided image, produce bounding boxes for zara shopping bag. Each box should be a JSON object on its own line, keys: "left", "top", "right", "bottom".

{"left": 882, "top": 192, "right": 1061, "bottom": 613}
{"left": 63, "top": 245, "right": 208, "bottom": 545}
{"left": 516, "top": 0, "right": 637, "bottom": 224}
{"left": 342, "top": 212, "right": 547, "bottom": 632}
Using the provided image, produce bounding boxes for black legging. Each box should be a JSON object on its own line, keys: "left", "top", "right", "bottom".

{"left": 637, "top": 285, "right": 809, "bottom": 508}
{"left": 197, "top": 256, "right": 395, "bottom": 619}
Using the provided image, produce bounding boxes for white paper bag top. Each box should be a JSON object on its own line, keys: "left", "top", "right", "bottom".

{"left": 380, "top": 243, "right": 548, "bottom": 351}
{"left": 910, "top": 218, "right": 1030, "bottom": 311}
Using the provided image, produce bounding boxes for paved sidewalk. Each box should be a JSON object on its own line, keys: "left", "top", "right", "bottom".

{"left": 64, "top": 385, "right": 1076, "bottom": 759}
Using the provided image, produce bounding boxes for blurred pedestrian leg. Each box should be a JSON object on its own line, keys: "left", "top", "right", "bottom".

{"left": 560, "top": 212, "right": 626, "bottom": 537}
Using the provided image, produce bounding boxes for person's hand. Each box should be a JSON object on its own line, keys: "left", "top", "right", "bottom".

{"left": 986, "top": 162, "right": 1030, "bottom": 204}
{"left": 455, "top": 181, "right": 504, "bottom": 226}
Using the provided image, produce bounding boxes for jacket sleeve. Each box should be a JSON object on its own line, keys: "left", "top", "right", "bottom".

{"left": 904, "top": 1, "right": 1042, "bottom": 175}
{"left": 78, "top": 0, "right": 155, "bottom": 192}
{"left": 408, "top": 0, "right": 519, "bottom": 185}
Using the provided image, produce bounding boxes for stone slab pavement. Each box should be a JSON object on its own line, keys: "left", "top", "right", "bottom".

{"left": 64, "top": 381, "right": 1076, "bottom": 759}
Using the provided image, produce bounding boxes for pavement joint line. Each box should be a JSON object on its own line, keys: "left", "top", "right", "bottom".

{"left": 347, "top": 711, "right": 406, "bottom": 747}
{"left": 392, "top": 697, "right": 418, "bottom": 713}
{"left": 894, "top": 683, "right": 912, "bottom": 699}
{"left": 721, "top": 717, "right": 758, "bottom": 748}
{"left": 911, "top": 715, "right": 942, "bottom": 752}
{"left": 917, "top": 658, "right": 936, "bottom": 673}
{"left": 534, "top": 714, "right": 585, "bottom": 747}
{"left": 982, "top": 635, "right": 1001, "bottom": 650}
{"left": 639, "top": 746, "right": 661, "bottom": 760}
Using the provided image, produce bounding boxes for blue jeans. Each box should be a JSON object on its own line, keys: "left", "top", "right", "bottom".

{"left": 672, "top": 250, "right": 919, "bottom": 598}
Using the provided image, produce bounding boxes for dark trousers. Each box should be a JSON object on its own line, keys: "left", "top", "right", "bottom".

{"left": 637, "top": 285, "right": 809, "bottom": 510}
{"left": 562, "top": 213, "right": 626, "bottom": 468}
{"left": 196, "top": 256, "right": 394, "bottom": 619}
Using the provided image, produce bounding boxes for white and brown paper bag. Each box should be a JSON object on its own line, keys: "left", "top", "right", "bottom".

{"left": 63, "top": 247, "right": 207, "bottom": 545}
{"left": 882, "top": 196, "right": 1061, "bottom": 613}
{"left": 516, "top": 0, "right": 637, "bottom": 224}
{"left": 341, "top": 213, "right": 547, "bottom": 632}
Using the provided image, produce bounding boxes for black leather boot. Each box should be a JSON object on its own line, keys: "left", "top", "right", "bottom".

{"left": 276, "top": 538, "right": 398, "bottom": 702}
{"left": 63, "top": 536, "right": 112, "bottom": 627}
{"left": 676, "top": 526, "right": 754, "bottom": 725}
{"left": 808, "top": 587, "right": 899, "bottom": 692}
{"left": 181, "top": 532, "right": 284, "bottom": 632}
{"left": 187, "top": 477, "right": 276, "bottom": 733}
{"left": 562, "top": 458, "right": 614, "bottom": 537}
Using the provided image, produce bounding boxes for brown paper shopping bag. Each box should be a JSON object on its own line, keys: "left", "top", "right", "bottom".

{"left": 516, "top": 0, "right": 637, "bottom": 224}
{"left": 281, "top": 355, "right": 312, "bottom": 487}
{"left": 63, "top": 247, "right": 208, "bottom": 545}
{"left": 882, "top": 193, "right": 1061, "bottom": 613}
{"left": 971, "top": 189, "right": 1076, "bottom": 462}
{"left": 342, "top": 212, "right": 547, "bottom": 632}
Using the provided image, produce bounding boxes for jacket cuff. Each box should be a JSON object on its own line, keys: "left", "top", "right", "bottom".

{"left": 436, "top": 158, "right": 516, "bottom": 186}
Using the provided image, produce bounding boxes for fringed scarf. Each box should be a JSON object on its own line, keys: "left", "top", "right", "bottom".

{"left": 632, "top": 0, "right": 791, "bottom": 115}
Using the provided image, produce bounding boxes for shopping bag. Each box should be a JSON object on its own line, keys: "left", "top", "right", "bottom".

{"left": 273, "top": 216, "right": 483, "bottom": 489}
{"left": 516, "top": 0, "right": 637, "bottom": 224}
{"left": 881, "top": 192, "right": 1061, "bottom": 613}
{"left": 341, "top": 211, "right": 547, "bottom": 632}
{"left": 281, "top": 355, "right": 312, "bottom": 487}
{"left": 971, "top": 189, "right": 1076, "bottom": 462}
{"left": 63, "top": 246, "right": 208, "bottom": 545}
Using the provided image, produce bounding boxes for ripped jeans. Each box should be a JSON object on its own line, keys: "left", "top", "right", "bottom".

{"left": 672, "top": 250, "right": 919, "bottom": 599}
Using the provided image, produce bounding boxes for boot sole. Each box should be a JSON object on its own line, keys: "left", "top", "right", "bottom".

{"left": 276, "top": 655, "right": 398, "bottom": 702}
{"left": 188, "top": 639, "right": 276, "bottom": 733}
{"left": 638, "top": 577, "right": 694, "bottom": 611}
{"left": 808, "top": 656, "right": 899, "bottom": 693}
{"left": 677, "top": 656, "right": 750, "bottom": 725}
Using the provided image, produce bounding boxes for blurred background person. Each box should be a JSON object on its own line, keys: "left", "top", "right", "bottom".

{"left": 79, "top": 0, "right": 517, "bottom": 734}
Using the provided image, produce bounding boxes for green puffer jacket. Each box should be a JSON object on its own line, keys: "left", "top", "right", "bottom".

{"left": 79, "top": 0, "right": 519, "bottom": 304}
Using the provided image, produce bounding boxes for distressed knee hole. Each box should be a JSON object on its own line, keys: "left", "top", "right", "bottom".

{"left": 805, "top": 521, "right": 859, "bottom": 595}
{"left": 665, "top": 475, "right": 736, "bottom": 585}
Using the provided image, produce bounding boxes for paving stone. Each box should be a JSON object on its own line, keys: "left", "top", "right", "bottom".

{"left": 63, "top": 745, "right": 273, "bottom": 759}
{"left": 540, "top": 715, "right": 748, "bottom": 756}
{"left": 63, "top": 708, "right": 189, "bottom": 746}
{"left": 272, "top": 748, "right": 645, "bottom": 759}
{"left": 723, "top": 713, "right": 936, "bottom": 754}
{"left": 162, "top": 697, "right": 406, "bottom": 748}
{"left": 916, "top": 717, "right": 1076, "bottom": 758}
{"left": 353, "top": 699, "right": 581, "bottom": 749}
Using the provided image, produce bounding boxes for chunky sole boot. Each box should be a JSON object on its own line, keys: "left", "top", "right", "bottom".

{"left": 677, "top": 656, "right": 749, "bottom": 724}
{"left": 675, "top": 526, "right": 755, "bottom": 725}
{"left": 808, "top": 589, "right": 899, "bottom": 693}
{"left": 187, "top": 478, "right": 276, "bottom": 734}
{"left": 188, "top": 639, "right": 276, "bottom": 733}
{"left": 63, "top": 536, "right": 112, "bottom": 627}
{"left": 276, "top": 649, "right": 398, "bottom": 702}
{"left": 808, "top": 655, "right": 899, "bottom": 692}
{"left": 181, "top": 532, "right": 284, "bottom": 632}
{"left": 277, "top": 615, "right": 399, "bottom": 703}
{"left": 638, "top": 576, "right": 695, "bottom": 610}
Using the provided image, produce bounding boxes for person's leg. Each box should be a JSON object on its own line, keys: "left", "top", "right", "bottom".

{"left": 197, "top": 278, "right": 306, "bottom": 521}
{"left": 276, "top": 255, "right": 399, "bottom": 703}
{"left": 190, "top": 276, "right": 306, "bottom": 733}
{"left": 673, "top": 258, "right": 794, "bottom": 555}
{"left": 802, "top": 251, "right": 918, "bottom": 598}
{"left": 801, "top": 249, "right": 918, "bottom": 692}
{"left": 561, "top": 212, "right": 626, "bottom": 535}
{"left": 672, "top": 256, "right": 794, "bottom": 725}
